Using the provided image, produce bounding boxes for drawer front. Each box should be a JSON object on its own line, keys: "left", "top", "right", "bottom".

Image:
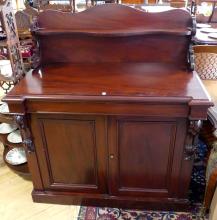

{"left": 25, "top": 100, "right": 189, "bottom": 118}
{"left": 108, "top": 116, "right": 189, "bottom": 198}
{"left": 31, "top": 114, "right": 107, "bottom": 194}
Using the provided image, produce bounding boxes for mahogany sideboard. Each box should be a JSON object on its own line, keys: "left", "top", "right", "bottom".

{"left": 3, "top": 4, "right": 213, "bottom": 210}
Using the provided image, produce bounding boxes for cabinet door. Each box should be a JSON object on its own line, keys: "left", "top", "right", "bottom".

{"left": 31, "top": 114, "right": 107, "bottom": 194}
{"left": 108, "top": 116, "right": 187, "bottom": 198}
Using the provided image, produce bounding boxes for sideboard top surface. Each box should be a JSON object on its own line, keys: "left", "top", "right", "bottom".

{"left": 4, "top": 63, "right": 211, "bottom": 104}
{"left": 3, "top": 5, "right": 211, "bottom": 108}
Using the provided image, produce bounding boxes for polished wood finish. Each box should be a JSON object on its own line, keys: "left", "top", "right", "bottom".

{"left": 6, "top": 64, "right": 210, "bottom": 100}
{"left": 32, "top": 5, "right": 193, "bottom": 69}
{"left": 31, "top": 114, "right": 107, "bottom": 193}
{"left": 3, "top": 4, "right": 212, "bottom": 210}
{"left": 35, "top": 4, "right": 192, "bottom": 30}
{"left": 108, "top": 116, "right": 188, "bottom": 198}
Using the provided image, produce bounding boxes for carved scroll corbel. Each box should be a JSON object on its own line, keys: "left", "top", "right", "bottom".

{"left": 184, "top": 120, "right": 202, "bottom": 161}
{"left": 14, "top": 115, "right": 35, "bottom": 154}
{"left": 14, "top": 115, "right": 25, "bottom": 129}
{"left": 23, "top": 139, "right": 34, "bottom": 154}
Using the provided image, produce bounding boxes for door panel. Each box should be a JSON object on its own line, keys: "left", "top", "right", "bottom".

{"left": 31, "top": 114, "right": 107, "bottom": 193}
{"left": 108, "top": 116, "right": 187, "bottom": 197}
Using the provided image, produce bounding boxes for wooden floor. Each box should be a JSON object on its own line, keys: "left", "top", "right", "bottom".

{"left": 0, "top": 144, "right": 81, "bottom": 220}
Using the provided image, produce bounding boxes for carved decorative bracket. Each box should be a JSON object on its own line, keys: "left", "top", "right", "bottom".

{"left": 14, "top": 114, "right": 35, "bottom": 154}
{"left": 14, "top": 115, "right": 25, "bottom": 129}
{"left": 184, "top": 120, "right": 202, "bottom": 161}
{"left": 188, "top": 120, "right": 202, "bottom": 136}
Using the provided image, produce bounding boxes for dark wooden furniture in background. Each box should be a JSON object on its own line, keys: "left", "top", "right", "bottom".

{"left": 192, "top": 0, "right": 217, "bottom": 22}
{"left": 0, "top": 108, "right": 29, "bottom": 175}
{"left": 121, "top": 0, "right": 143, "bottom": 4}
{"left": 3, "top": 4, "right": 213, "bottom": 210}
{"left": 37, "top": 0, "right": 75, "bottom": 12}
{"left": 169, "top": 0, "right": 186, "bottom": 8}
{"left": 0, "top": 0, "right": 25, "bottom": 92}
{"left": 0, "top": 0, "right": 27, "bottom": 176}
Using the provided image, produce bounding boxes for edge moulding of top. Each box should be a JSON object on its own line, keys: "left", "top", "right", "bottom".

{"left": 34, "top": 4, "right": 193, "bottom": 32}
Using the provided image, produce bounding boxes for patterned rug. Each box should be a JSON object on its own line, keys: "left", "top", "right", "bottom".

{"left": 78, "top": 206, "right": 206, "bottom": 220}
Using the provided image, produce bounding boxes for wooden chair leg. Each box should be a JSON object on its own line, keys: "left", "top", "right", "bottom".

{"left": 203, "top": 169, "right": 217, "bottom": 212}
